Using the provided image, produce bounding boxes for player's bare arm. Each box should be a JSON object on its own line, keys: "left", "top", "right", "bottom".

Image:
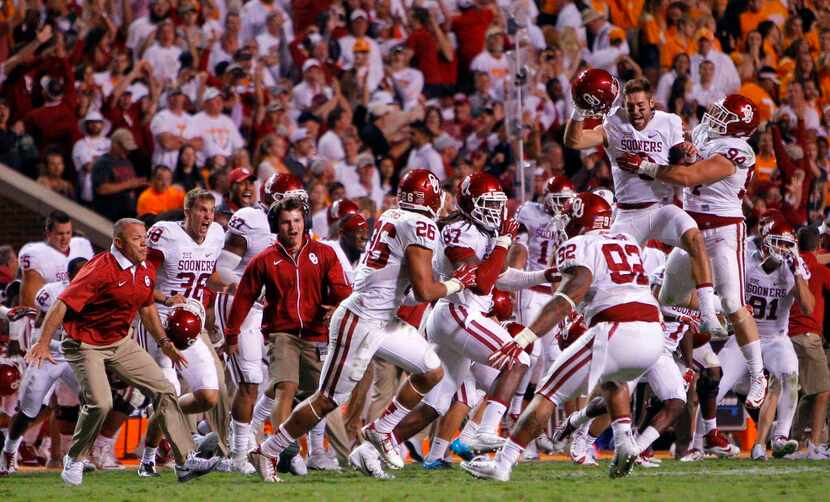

{"left": 529, "top": 266, "right": 592, "bottom": 336}
{"left": 616, "top": 152, "right": 736, "bottom": 187}
{"left": 564, "top": 119, "right": 606, "bottom": 150}
{"left": 791, "top": 267, "right": 815, "bottom": 315}
{"left": 20, "top": 269, "right": 44, "bottom": 307}
{"left": 138, "top": 303, "right": 188, "bottom": 368}
{"left": 407, "top": 245, "right": 473, "bottom": 302}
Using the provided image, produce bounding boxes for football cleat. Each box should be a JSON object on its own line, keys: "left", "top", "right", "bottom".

{"left": 521, "top": 441, "right": 539, "bottom": 462}
{"left": 535, "top": 435, "right": 556, "bottom": 454}
{"left": 423, "top": 458, "right": 453, "bottom": 470}
{"left": 289, "top": 454, "right": 308, "bottom": 476}
{"left": 772, "top": 437, "right": 798, "bottom": 459}
{"left": 703, "top": 429, "right": 740, "bottom": 458}
{"left": 609, "top": 432, "right": 638, "bottom": 479}
{"left": 0, "top": 450, "right": 17, "bottom": 475}
{"left": 307, "top": 452, "right": 341, "bottom": 471}
{"left": 745, "top": 374, "right": 768, "bottom": 409}
{"left": 228, "top": 455, "right": 256, "bottom": 475}
{"left": 253, "top": 447, "right": 282, "bottom": 483}
{"left": 467, "top": 432, "right": 505, "bottom": 454}
{"left": 635, "top": 453, "right": 661, "bottom": 468}
{"left": 700, "top": 316, "right": 727, "bottom": 339}
{"left": 61, "top": 455, "right": 84, "bottom": 486}
{"left": 804, "top": 442, "right": 830, "bottom": 460}
{"left": 554, "top": 413, "right": 579, "bottom": 444}
{"left": 679, "top": 448, "right": 705, "bottom": 462}
{"left": 349, "top": 442, "right": 394, "bottom": 479}
{"left": 82, "top": 459, "right": 97, "bottom": 473}
{"left": 138, "top": 461, "right": 161, "bottom": 477}
{"left": 450, "top": 438, "right": 475, "bottom": 461}
{"left": 569, "top": 422, "right": 593, "bottom": 465}
{"left": 751, "top": 444, "right": 767, "bottom": 461}
{"left": 460, "top": 455, "right": 510, "bottom": 482}
{"left": 176, "top": 451, "right": 220, "bottom": 483}
{"left": 362, "top": 424, "right": 404, "bottom": 470}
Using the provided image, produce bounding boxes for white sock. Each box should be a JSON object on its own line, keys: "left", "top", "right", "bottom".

{"left": 3, "top": 434, "right": 21, "bottom": 454}
{"left": 459, "top": 420, "right": 478, "bottom": 443}
{"left": 697, "top": 285, "right": 717, "bottom": 320}
{"left": 703, "top": 418, "right": 717, "bottom": 435}
{"left": 692, "top": 431, "right": 704, "bottom": 450}
{"left": 570, "top": 408, "right": 591, "bottom": 429}
{"left": 496, "top": 438, "right": 524, "bottom": 468}
{"left": 740, "top": 340, "right": 764, "bottom": 378}
{"left": 509, "top": 393, "right": 524, "bottom": 417}
{"left": 372, "top": 399, "right": 411, "bottom": 434}
{"left": 635, "top": 426, "right": 660, "bottom": 453}
{"left": 141, "top": 446, "right": 157, "bottom": 464}
{"left": 251, "top": 394, "right": 276, "bottom": 430}
{"left": 611, "top": 417, "right": 632, "bottom": 445}
{"left": 230, "top": 419, "right": 251, "bottom": 457}
{"left": 261, "top": 425, "right": 295, "bottom": 458}
{"left": 425, "top": 438, "right": 450, "bottom": 463}
{"left": 478, "top": 400, "right": 508, "bottom": 435}
{"left": 309, "top": 419, "right": 326, "bottom": 456}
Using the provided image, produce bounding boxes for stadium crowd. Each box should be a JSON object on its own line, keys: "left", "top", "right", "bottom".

{"left": 2, "top": 0, "right": 830, "bottom": 482}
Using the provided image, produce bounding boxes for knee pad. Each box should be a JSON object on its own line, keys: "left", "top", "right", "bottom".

{"left": 422, "top": 348, "right": 442, "bottom": 373}
{"left": 56, "top": 405, "right": 80, "bottom": 422}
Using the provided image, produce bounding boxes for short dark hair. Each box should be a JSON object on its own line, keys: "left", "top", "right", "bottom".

{"left": 45, "top": 210, "right": 71, "bottom": 232}
{"left": 67, "top": 257, "right": 88, "bottom": 281}
{"left": 327, "top": 106, "right": 346, "bottom": 130}
{"left": 624, "top": 77, "right": 652, "bottom": 97}
{"left": 273, "top": 196, "right": 306, "bottom": 216}
{"left": 152, "top": 165, "right": 172, "bottom": 178}
{"left": 798, "top": 226, "right": 820, "bottom": 252}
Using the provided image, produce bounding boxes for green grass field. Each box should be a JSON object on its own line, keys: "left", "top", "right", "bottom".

{"left": 2, "top": 458, "right": 829, "bottom": 501}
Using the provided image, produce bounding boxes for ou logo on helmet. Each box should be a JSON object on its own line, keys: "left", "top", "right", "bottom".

{"left": 570, "top": 196, "right": 585, "bottom": 218}
{"left": 740, "top": 104, "right": 754, "bottom": 123}
{"left": 582, "top": 92, "right": 602, "bottom": 108}
{"left": 427, "top": 173, "right": 441, "bottom": 194}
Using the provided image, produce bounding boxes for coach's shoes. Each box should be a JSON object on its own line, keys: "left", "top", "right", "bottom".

{"left": 0, "top": 450, "right": 17, "bottom": 475}
{"left": 253, "top": 447, "right": 282, "bottom": 483}
{"left": 61, "top": 455, "right": 84, "bottom": 486}
{"left": 745, "top": 374, "right": 768, "bottom": 409}
{"left": 449, "top": 438, "right": 475, "bottom": 461}
{"left": 751, "top": 444, "right": 768, "bottom": 461}
{"left": 138, "top": 461, "right": 161, "bottom": 477}
{"left": 460, "top": 455, "right": 510, "bottom": 482}
{"left": 772, "top": 437, "right": 798, "bottom": 458}
{"left": 175, "top": 451, "right": 220, "bottom": 483}
{"left": 349, "top": 442, "right": 394, "bottom": 479}
{"left": 468, "top": 432, "right": 505, "bottom": 454}
{"left": 679, "top": 448, "right": 705, "bottom": 462}
{"left": 703, "top": 429, "right": 740, "bottom": 458}
{"left": 609, "top": 432, "right": 638, "bottom": 479}
{"left": 362, "top": 424, "right": 404, "bottom": 470}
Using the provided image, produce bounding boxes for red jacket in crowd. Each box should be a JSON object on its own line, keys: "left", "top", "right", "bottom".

{"left": 225, "top": 236, "right": 352, "bottom": 343}
{"left": 789, "top": 251, "right": 830, "bottom": 338}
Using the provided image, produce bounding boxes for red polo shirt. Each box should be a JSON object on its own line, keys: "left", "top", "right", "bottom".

{"left": 789, "top": 252, "right": 830, "bottom": 337}
{"left": 59, "top": 248, "right": 156, "bottom": 346}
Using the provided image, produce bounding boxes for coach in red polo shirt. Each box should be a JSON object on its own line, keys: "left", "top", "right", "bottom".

{"left": 26, "top": 218, "right": 220, "bottom": 486}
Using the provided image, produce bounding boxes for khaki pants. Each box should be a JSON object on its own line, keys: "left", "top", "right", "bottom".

{"left": 63, "top": 335, "right": 195, "bottom": 464}
{"left": 203, "top": 331, "right": 230, "bottom": 456}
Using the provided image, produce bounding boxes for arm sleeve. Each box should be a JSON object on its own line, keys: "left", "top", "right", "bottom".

{"left": 59, "top": 259, "right": 106, "bottom": 313}
{"left": 495, "top": 268, "right": 552, "bottom": 291}
{"left": 224, "top": 255, "right": 263, "bottom": 341}
{"left": 469, "top": 245, "right": 508, "bottom": 295}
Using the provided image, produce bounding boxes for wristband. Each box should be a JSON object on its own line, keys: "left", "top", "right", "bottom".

{"left": 493, "top": 235, "right": 512, "bottom": 249}
{"left": 513, "top": 327, "right": 539, "bottom": 349}
{"left": 570, "top": 106, "right": 587, "bottom": 122}
{"left": 639, "top": 160, "right": 660, "bottom": 179}
{"left": 554, "top": 291, "right": 577, "bottom": 311}
{"left": 442, "top": 278, "right": 463, "bottom": 296}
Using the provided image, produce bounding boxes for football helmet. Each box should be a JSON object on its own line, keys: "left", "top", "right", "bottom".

{"left": 270, "top": 173, "right": 309, "bottom": 212}
{"left": 165, "top": 299, "right": 206, "bottom": 351}
{"left": 563, "top": 192, "right": 613, "bottom": 238}
{"left": 699, "top": 94, "right": 759, "bottom": 139}
{"left": 397, "top": 169, "right": 444, "bottom": 219}
{"left": 760, "top": 217, "right": 797, "bottom": 262}
{"left": 457, "top": 173, "right": 507, "bottom": 231}
{"left": 489, "top": 289, "right": 513, "bottom": 322}
{"left": 571, "top": 68, "right": 620, "bottom": 116}
{"left": 327, "top": 198, "right": 360, "bottom": 225}
{"left": 590, "top": 187, "right": 615, "bottom": 209}
{"left": 543, "top": 176, "right": 576, "bottom": 215}
{"left": 0, "top": 362, "right": 21, "bottom": 396}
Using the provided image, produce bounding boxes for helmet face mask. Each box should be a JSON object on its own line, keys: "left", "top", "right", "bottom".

{"left": 458, "top": 173, "right": 507, "bottom": 231}
{"left": 469, "top": 192, "right": 507, "bottom": 231}
{"left": 700, "top": 95, "right": 759, "bottom": 140}
{"left": 762, "top": 234, "right": 796, "bottom": 263}
{"left": 544, "top": 193, "right": 575, "bottom": 215}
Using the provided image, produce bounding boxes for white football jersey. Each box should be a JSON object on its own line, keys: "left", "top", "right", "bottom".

{"left": 660, "top": 305, "right": 699, "bottom": 353}
{"left": 604, "top": 109, "right": 684, "bottom": 205}
{"left": 683, "top": 129, "right": 756, "bottom": 218}
{"left": 435, "top": 218, "right": 496, "bottom": 314}
{"left": 555, "top": 230, "right": 659, "bottom": 325}
{"left": 19, "top": 237, "right": 94, "bottom": 283}
{"left": 226, "top": 204, "right": 276, "bottom": 283}
{"left": 320, "top": 239, "right": 361, "bottom": 285}
{"left": 341, "top": 208, "right": 440, "bottom": 321}
{"left": 641, "top": 246, "right": 667, "bottom": 277}
{"left": 147, "top": 220, "right": 225, "bottom": 317}
{"left": 34, "top": 280, "right": 68, "bottom": 358}
{"left": 515, "top": 201, "right": 565, "bottom": 270}
{"left": 744, "top": 249, "right": 805, "bottom": 337}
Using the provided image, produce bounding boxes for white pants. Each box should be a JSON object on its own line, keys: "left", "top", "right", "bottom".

{"left": 420, "top": 302, "right": 530, "bottom": 415}
{"left": 517, "top": 287, "right": 561, "bottom": 377}
{"left": 660, "top": 223, "right": 746, "bottom": 314}
{"left": 216, "top": 293, "right": 265, "bottom": 386}
{"left": 455, "top": 362, "right": 500, "bottom": 409}
{"left": 537, "top": 321, "right": 664, "bottom": 407}
{"left": 628, "top": 350, "right": 687, "bottom": 402}
{"left": 319, "top": 306, "right": 441, "bottom": 405}
{"left": 136, "top": 320, "right": 219, "bottom": 393}
{"left": 18, "top": 358, "right": 79, "bottom": 418}
{"left": 611, "top": 203, "right": 698, "bottom": 247}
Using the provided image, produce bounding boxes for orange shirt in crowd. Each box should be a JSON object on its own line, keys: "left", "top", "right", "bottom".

{"left": 136, "top": 186, "right": 186, "bottom": 216}
{"left": 607, "top": 0, "right": 643, "bottom": 30}
{"left": 753, "top": 152, "right": 777, "bottom": 185}
{"left": 661, "top": 27, "right": 693, "bottom": 69}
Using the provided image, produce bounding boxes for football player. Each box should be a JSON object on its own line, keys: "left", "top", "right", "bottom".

{"left": 564, "top": 71, "right": 724, "bottom": 342}
{"left": 251, "top": 170, "right": 476, "bottom": 482}
{"left": 617, "top": 94, "right": 768, "bottom": 409}
{"left": 137, "top": 189, "right": 227, "bottom": 477}
{"left": 462, "top": 193, "right": 664, "bottom": 481}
